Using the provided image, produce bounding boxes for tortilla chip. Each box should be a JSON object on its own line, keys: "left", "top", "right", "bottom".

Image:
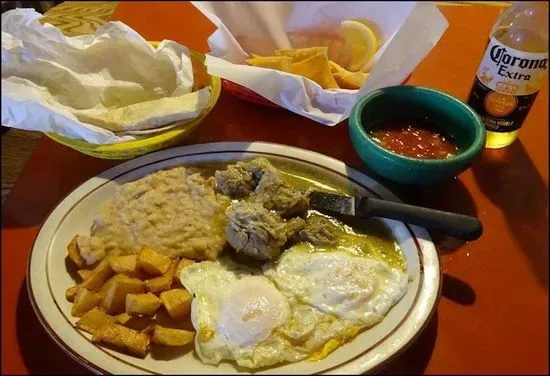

{"left": 329, "top": 61, "right": 368, "bottom": 89}
{"left": 246, "top": 56, "right": 293, "bottom": 72}
{"left": 290, "top": 53, "right": 339, "bottom": 89}
{"left": 329, "top": 60, "right": 348, "bottom": 75}
{"left": 275, "top": 47, "right": 328, "bottom": 62}
{"left": 333, "top": 72, "right": 369, "bottom": 90}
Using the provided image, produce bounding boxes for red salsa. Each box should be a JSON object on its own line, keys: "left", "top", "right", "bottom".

{"left": 368, "top": 121, "right": 459, "bottom": 160}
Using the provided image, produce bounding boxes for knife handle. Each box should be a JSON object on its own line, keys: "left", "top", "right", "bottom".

{"left": 358, "top": 197, "right": 483, "bottom": 241}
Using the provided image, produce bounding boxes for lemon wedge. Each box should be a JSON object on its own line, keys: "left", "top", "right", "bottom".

{"left": 340, "top": 20, "right": 378, "bottom": 72}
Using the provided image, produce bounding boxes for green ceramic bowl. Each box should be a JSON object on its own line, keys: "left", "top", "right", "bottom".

{"left": 349, "top": 86, "right": 486, "bottom": 185}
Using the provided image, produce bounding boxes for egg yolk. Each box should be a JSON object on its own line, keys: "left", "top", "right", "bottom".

{"left": 217, "top": 278, "right": 290, "bottom": 348}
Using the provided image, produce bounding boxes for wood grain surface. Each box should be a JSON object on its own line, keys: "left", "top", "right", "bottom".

{"left": 1, "top": 1, "right": 117, "bottom": 203}
{"left": 39, "top": 0, "right": 118, "bottom": 36}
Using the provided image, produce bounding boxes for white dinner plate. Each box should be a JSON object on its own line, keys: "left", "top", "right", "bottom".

{"left": 27, "top": 142, "right": 441, "bottom": 375}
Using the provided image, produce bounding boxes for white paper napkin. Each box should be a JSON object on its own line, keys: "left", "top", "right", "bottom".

{"left": 192, "top": 1, "right": 448, "bottom": 125}
{"left": 1, "top": 8, "right": 211, "bottom": 144}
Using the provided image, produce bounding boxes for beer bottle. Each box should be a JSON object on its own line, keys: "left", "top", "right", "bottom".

{"left": 467, "top": 2, "right": 548, "bottom": 149}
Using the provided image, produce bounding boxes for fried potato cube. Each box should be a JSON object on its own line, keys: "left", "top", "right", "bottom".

{"left": 159, "top": 289, "right": 192, "bottom": 321}
{"left": 137, "top": 247, "right": 172, "bottom": 276}
{"left": 145, "top": 275, "right": 171, "bottom": 294}
{"left": 80, "top": 259, "right": 114, "bottom": 292}
{"left": 92, "top": 324, "right": 150, "bottom": 358}
{"left": 77, "top": 269, "right": 92, "bottom": 281}
{"left": 66, "top": 285, "right": 80, "bottom": 302}
{"left": 126, "top": 293, "right": 163, "bottom": 317}
{"left": 108, "top": 255, "right": 138, "bottom": 275}
{"left": 101, "top": 274, "right": 146, "bottom": 314}
{"left": 246, "top": 56, "right": 293, "bottom": 72}
{"left": 76, "top": 307, "right": 116, "bottom": 335}
{"left": 145, "top": 259, "right": 179, "bottom": 294}
{"left": 152, "top": 325, "right": 195, "bottom": 347}
{"left": 67, "top": 236, "right": 85, "bottom": 268}
{"left": 275, "top": 46, "right": 328, "bottom": 62}
{"left": 98, "top": 275, "right": 115, "bottom": 299}
{"left": 115, "top": 313, "right": 156, "bottom": 332}
{"left": 71, "top": 288, "right": 101, "bottom": 317}
{"left": 174, "top": 258, "right": 194, "bottom": 284}
{"left": 290, "top": 53, "right": 339, "bottom": 89}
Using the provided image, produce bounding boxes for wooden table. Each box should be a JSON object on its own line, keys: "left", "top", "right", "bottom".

{"left": 2, "top": 2, "right": 548, "bottom": 375}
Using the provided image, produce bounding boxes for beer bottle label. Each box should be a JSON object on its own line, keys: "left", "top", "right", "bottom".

{"left": 468, "top": 37, "right": 548, "bottom": 132}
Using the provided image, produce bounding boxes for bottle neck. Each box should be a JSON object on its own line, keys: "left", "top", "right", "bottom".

{"left": 491, "top": 1, "right": 548, "bottom": 53}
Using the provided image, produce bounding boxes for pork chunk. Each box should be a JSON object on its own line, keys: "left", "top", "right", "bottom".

{"left": 225, "top": 202, "right": 305, "bottom": 261}
{"left": 216, "top": 157, "right": 309, "bottom": 218}
{"left": 215, "top": 157, "right": 274, "bottom": 198}
{"left": 251, "top": 170, "right": 309, "bottom": 218}
{"left": 215, "top": 164, "right": 256, "bottom": 198}
{"left": 294, "top": 215, "right": 340, "bottom": 246}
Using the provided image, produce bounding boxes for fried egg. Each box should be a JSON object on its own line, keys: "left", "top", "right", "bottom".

{"left": 180, "top": 259, "right": 303, "bottom": 368}
{"left": 263, "top": 245, "right": 408, "bottom": 326}
{"left": 180, "top": 247, "right": 408, "bottom": 369}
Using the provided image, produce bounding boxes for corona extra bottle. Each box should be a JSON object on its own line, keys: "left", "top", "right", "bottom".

{"left": 467, "top": 2, "right": 548, "bottom": 149}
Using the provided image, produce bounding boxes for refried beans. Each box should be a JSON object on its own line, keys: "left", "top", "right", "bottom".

{"left": 90, "top": 166, "right": 229, "bottom": 260}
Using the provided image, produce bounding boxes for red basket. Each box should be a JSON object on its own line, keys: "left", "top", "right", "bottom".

{"left": 221, "top": 75, "right": 412, "bottom": 109}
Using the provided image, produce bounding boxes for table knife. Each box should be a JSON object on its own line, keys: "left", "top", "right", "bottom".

{"left": 308, "top": 191, "right": 483, "bottom": 241}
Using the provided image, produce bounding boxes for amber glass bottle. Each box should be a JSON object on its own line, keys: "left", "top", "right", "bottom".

{"left": 467, "top": 2, "right": 548, "bottom": 149}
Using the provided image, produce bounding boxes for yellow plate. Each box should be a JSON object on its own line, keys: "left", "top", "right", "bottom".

{"left": 45, "top": 42, "right": 221, "bottom": 159}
